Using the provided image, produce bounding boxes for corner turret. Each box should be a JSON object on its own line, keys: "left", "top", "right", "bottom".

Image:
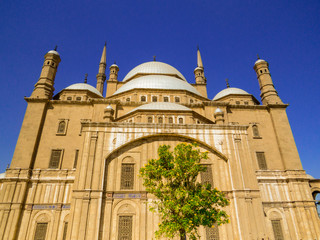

{"left": 30, "top": 47, "right": 61, "bottom": 99}
{"left": 253, "top": 57, "right": 283, "bottom": 105}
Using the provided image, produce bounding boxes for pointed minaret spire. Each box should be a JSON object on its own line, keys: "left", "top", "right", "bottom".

{"left": 197, "top": 46, "right": 204, "bottom": 68}
{"left": 96, "top": 43, "right": 107, "bottom": 96}
{"left": 100, "top": 42, "right": 107, "bottom": 65}
{"left": 194, "top": 46, "right": 206, "bottom": 84}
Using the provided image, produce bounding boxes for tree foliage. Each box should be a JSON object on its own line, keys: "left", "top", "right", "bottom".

{"left": 139, "top": 143, "right": 229, "bottom": 240}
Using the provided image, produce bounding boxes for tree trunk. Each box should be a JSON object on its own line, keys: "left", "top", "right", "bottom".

{"left": 179, "top": 229, "right": 186, "bottom": 240}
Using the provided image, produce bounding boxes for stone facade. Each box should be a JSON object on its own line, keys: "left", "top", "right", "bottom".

{"left": 0, "top": 45, "right": 319, "bottom": 240}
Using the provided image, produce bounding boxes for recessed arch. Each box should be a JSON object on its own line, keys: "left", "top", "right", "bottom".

{"left": 104, "top": 133, "right": 228, "bottom": 163}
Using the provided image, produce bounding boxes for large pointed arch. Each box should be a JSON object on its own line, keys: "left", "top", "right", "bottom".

{"left": 104, "top": 133, "right": 228, "bottom": 163}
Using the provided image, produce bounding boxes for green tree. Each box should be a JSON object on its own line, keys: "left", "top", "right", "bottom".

{"left": 139, "top": 143, "right": 229, "bottom": 240}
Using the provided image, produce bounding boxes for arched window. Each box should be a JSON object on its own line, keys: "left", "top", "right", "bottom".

{"left": 141, "top": 96, "right": 146, "bottom": 102}
{"left": 175, "top": 97, "right": 180, "bottom": 103}
{"left": 252, "top": 125, "right": 260, "bottom": 138}
{"left": 152, "top": 96, "right": 157, "bottom": 102}
{"left": 168, "top": 117, "right": 173, "bottom": 123}
{"left": 313, "top": 192, "right": 320, "bottom": 218}
{"left": 158, "top": 117, "right": 163, "bottom": 124}
{"left": 57, "top": 121, "right": 66, "bottom": 133}
{"left": 163, "top": 96, "right": 169, "bottom": 102}
{"left": 118, "top": 216, "right": 133, "bottom": 240}
{"left": 148, "top": 117, "right": 152, "bottom": 123}
{"left": 34, "top": 223, "right": 48, "bottom": 240}
{"left": 178, "top": 118, "right": 183, "bottom": 124}
{"left": 120, "top": 163, "right": 134, "bottom": 190}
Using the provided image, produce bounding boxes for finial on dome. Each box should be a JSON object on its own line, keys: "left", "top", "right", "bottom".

{"left": 104, "top": 41, "right": 107, "bottom": 46}
{"left": 225, "top": 78, "right": 230, "bottom": 88}
{"left": 153, "top": 56, "right": 156, "bottom": 61}
{"left": 84, "top": 73, "right": 88, "bottom": 83}
{"left": 257, "top": 54, "right": 260, "bottom": 60}
{"left": 54, "top": 45, "right": 58, "bottom": 51}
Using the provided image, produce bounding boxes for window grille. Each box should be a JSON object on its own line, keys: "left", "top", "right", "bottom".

{"left": 271, "top": 220, "right": 284, "bottom": 240}
{"left": 76, "top": 97, "right": 81, "bottom": 101}
{"left": 67, "top": 97, "right": 72, "bottom": 100}
{"left": 168, "top": 117, "right": 173, "bottom": 123}
{"left": 256, "top": 152, "right": 267, "bottom": 170}
{"left": 175, "top": 97, "right": 180, "bottom": 103}
{"left": 73, "top": 150, "right": 79, "bottom": 169}
{"left": 158, "top": 117, "right": 163, "bottom": 124}
{"left": 201, "top": 164, "right": 213, "bottom": 186}
{"left": 252, "top": 125, "right": 260, "bottom": 137}
{"left": 152, "top": 96, "right": 157, "bottom": 102}
{"left": 206, "top": 224, "right": 219, "bottom": 240}
{"left": 34, "top": 223, "right": 48, "bottom": 240}
{"left": 178, "top": 118, "right": 183, "bottom": 124}
{"left": 148, "top": 117, "right": 152, "bottom": 123}
{"left": 62, "top": 222, "right": 68, "bottom": 240}
{"left": 164, "top": 97, "right": 169, "bottom": 102}
{"left": 141, "top": 96, "right": 146, "bottom": 102}
{"left": 49, "top": 150, "right": 62, "bottom": 169}
{"left": 118, "top": 216, "right": 133, "bottom": 240}
{"left": 121, "top": 164, "right": 134, "bottom": 190}
{"left": 57, "top": 121, "right": 66, "bottom": 133}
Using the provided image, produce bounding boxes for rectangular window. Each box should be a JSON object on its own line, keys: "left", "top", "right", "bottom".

{"left": 121, "top": 164, "right": 134, "bottom": 190}
{"left": 118, "top": 216, "right": 133, "bottom": 240}
{"left": 201, "top": 164, "right": 213, "bottom": 186}
{"left": 34, "top": 223, "right": 48, "bottom": 240}
{"left": 256, "top": 152, "right": 267, "bottom": 170}
{"left": 271, "top": 220, "right": 284, "bottom": 240}
{"left": 73, "top": 150, "right": 79, "bottom": 169}
{"left": 163, "top": 96, "right": 169, "bottom": 102}
{"left": 49, "top": 150, "right": 62, "bottom": 169}
{"left": 62, "top": 222, "right": 68, "bottom": 240}
{"left": 206, "top": 224, "right": 219, "bottom": 240}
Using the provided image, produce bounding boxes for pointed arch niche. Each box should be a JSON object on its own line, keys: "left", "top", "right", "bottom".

{"left": 99, "top": 134, "right": 232, "bottom": 240}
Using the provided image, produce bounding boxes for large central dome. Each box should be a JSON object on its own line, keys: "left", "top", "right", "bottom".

{"left": 122, "top": 61, "right": 187, "bottom": 82}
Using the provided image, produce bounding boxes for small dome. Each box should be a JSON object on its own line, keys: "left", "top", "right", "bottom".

{"left": 106, "top": 105, "right": 113, "bottom": 109}
{"left": 306, "top": 174, "right": 315, "bottom": 180}
{"left": 123, "top": 61, "right": 187, "bottom": 82}
{"left": 48, "top": 50, "right": 60, "bottom": 56}
{"left": 128, "top": 102, "right": 192, "bottom": 114}
{"left": 113, "top": 75, "right": 202, "bottom": 96}
{"left": 213, "top": 87, "right": 250, "bottom": 101}
{"left": 65, "top": 83, "right": 103, "bottom": 97}
{"left": 110, "top": 64, "right": 119, "bottom": 68}
{"left": 254, "top": 59, "right": 266, "bottom": 65}
{"left": 214, "top": 108, "right": 223, "bottom": 114}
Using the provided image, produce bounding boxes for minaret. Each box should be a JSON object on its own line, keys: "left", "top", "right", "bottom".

{"left": 31, "top": 47, "right": 61, "bottom": 99}
{"left": 194, "top": 47, "right": 206, "bottom": 84}
{"left": 253, "top": 57, "right": 283, "bottom": 105}
{"left": 96, "top": 43, "right": 107, "bottom": 95}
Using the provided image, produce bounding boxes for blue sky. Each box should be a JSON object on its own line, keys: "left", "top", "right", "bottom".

{"left": 0, "top": 0, "right": 319, "bottom": 178}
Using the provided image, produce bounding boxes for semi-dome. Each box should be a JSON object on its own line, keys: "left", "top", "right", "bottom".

{"left": 123, "top": 61, "right": 187, "bottom": 82}
{"left": 128, "top": 102, "right": 192, "bottom": 114}
{"left": 213, "top": 87, "right": 250, "bottom": 101}
{"left": 113, "top": 75, "right": 202, "bottom": 96}
{"left": 65, "top": 83, "right": 103, "bottom": 97}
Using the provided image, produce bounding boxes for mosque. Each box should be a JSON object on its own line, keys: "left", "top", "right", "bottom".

{"left": 0, "top": 44, "right": 319, "bottom": 240}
